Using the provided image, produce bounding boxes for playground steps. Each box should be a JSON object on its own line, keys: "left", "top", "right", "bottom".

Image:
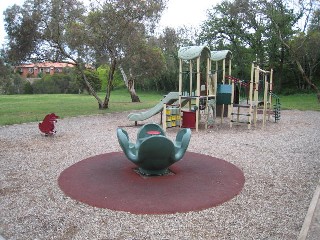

{"left": 231, "top": 113, "right": 251, "bottom": 117}
{"left": 230, "top": 120, "right": 251, "bottom": 124}
{"left": 230, "top": 104, "right": 257, "bottom": 129}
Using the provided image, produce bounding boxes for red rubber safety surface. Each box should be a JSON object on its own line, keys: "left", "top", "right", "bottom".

{"left": 58, "top": 151, "right": 245, "bottom": 214}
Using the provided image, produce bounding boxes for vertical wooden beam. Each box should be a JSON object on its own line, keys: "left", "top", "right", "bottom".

{"left": 162, "top": 103, "right": 167, "bottom": 131}
{"left": 230, "top": 78, "right": 234, "bottom": 128}
{"left": 196, "top": 57, "right": 200, "bottom": 132}
{"left": 228, "top": 59, "right": 232, "bottom": 81}
{"left": 253, "top": 66, "right": 259, "bottom": 127}
{"left": 228, "top": 58, "right": 232, "bottom": 121}
{"left": 263, "top": 80, "right": 268, "bottom": 128}
{"left": 179, "top": 59, "right": 182, "bottom": 95}
{"left": 205, "top": 57, "right": 210, "bottom": 129}
{"left": 189, "top": 60, "right": 193, "bottom": 97}
{"left": 222, "top": 59, "right": 226, "bottom": 83}
{"left": 248, "top": 63, "right": 254, "bottom": 129}
{"left": 187, "top": 60, "right": 192, "bottom": 110}
{"left": 268, "top": 69, "right": 273, "bottom": 121}
{"left": 179, "top": 59, "right": 183, "bottom": 127}
{"left": 206, "top": 57, "right": 210, "bottom": 96}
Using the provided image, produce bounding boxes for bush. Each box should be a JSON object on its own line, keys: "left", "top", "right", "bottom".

{"left": 32, "top": 73, "right": 74, "bottom": 94}
{"left": 0, "top": 74, "right": 26, "bottom": 94}
{"left": 27, "top": 68, "right": 102, "bottom": 94}
{"left": 97, "top": 64, "right": 124, "bottom": 91}
{"left": 76, "top": 69, "right": 101, "bottom": 93}
{"left": 24, "top": 81, "right": 33, "bottom": 94}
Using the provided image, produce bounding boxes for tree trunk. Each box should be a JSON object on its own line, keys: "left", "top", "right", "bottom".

{"left": 77, "top": 65, "right": 104, "bottom": 108}
{"left": 101, "top": 58, "right": 117, "bottom": 109}
{"left": 119, "top": 66, "right": 140, "bottom": 102}
{"left": 57, "top": 44, "right": 105, "bottom": 109}
{"left": 128, "top": 78, "right": 140, "bottom": 102}
{"left": 275, "top": 25, "right": 320, "bottom": 103}
{"left": 278, "top": 44, "right": 285, "bottom": 92}
{"left": 295, "top": 58, "right": 320, "bottom": 102}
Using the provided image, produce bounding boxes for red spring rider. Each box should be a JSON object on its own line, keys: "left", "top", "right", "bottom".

{"left": 38, "top": 113, "right": 59, "bottom": 136}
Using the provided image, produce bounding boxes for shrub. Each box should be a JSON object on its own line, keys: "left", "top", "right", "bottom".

{"left": 23, "top": 81, "right": 33, "bottom": 94}
{"left": 76, "top": 69, "right": 102, "bottom": 93}
{"left": 97, "top": 64, "right": 124, "bottom": 91}
{"left": 32, "top": 74, "right": 73, "bottom": 94}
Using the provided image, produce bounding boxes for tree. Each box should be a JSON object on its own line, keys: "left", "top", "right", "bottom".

{"left": 120, "top": 38, "right": 166, "bottom": 100}
{"left": 265, "top": 0, "right": 320, "bottom": 101}
{"left": 3, "top": 3, "right": 41, "bottom": 64}
{"left": 155, "top": 27, "right": 181, "bottom": 92}
{"left": 0, "top": 57, "right": 25, "bottom": 94}
{"left": 3, "top": 0, "right": 166, "bottom": 108}
{"left": 198, "top": 0, "right": 320, "bottom": 101}
{"left": 198, "top": 0, "right": 265, "bottom": 79}
{"left": 85, "top": 0, "right": 166, "bottom": 107}
{"left": 3, "top": 0, "right": 98, "bottom": 98}
{"left": 262, "top": 0, "right": 298, "bottom": 91}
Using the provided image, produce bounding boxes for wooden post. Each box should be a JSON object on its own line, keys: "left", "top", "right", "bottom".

{"left": 189, "top": 60, "right": 193, "bottom": 97}
{"left": 253, "top": 66, "right": 260, "bottom": 127}
{"left": 268, "top": 69, "right": 273, "bottom": 121}
{"left": 228, "top": 59, "right": 232, "bottom": 81}
{"left": 222, "top": 59, "right": 226, "bottom": 82}
{"left": 213, "top": 72, "right": 217, "bottom": 121}
{"left": 179, "top": 59, "right": 183, "bottom": 127}
{"left": 228, "top": 58, "right": 232, "bottom": 121}
{"left": 205, "top": 57, "right": 210, "bottom": 129}
{"left": 230, "top": 78, "right": 234, "bottom": 128}
{"left": 196, "top": 57, "right": 200, "bottom": 132}
{"left": 221, "top": 59, "right": 225, "bottom": 123}
{"left": 189, "top": 60, "right": 193, "bottom": 110}
{"left": 248, "top": 63, "right": 254, "bottom": 129}
{"left": 263, "top": 80, "right": 269, "bottom": 128}
{"left": 162, "top": 103, "right": 167, "bottom": 131}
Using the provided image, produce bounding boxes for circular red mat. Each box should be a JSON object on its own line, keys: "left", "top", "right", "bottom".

{"left": 58, "top": 152, "right": 245, "bottom": 214}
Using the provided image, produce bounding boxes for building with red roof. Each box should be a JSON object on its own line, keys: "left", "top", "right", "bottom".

{"left": 15, "top": 62, "right": 75, "bottom": 78}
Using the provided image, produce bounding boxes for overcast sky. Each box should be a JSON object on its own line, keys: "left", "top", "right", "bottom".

{"left": 0, "top": 0, "right": 221, "bottom": 46}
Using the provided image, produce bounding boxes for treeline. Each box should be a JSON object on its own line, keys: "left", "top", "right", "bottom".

{"left": 0, "top": 0, "right": 319, "bottom": 102}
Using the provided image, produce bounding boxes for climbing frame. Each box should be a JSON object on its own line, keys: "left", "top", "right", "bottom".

{"left": 178, "top": 46, "right": 215, "bottom": 132}
{"left": 230, "top": 63, "right": 274, "bottom": 129}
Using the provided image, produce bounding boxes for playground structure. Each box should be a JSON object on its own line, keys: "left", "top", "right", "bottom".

{"left": 175, "top": 46, "right": 234, "bottom": 131}
{"left": 128, "top": 45, "right": 280, "bottom": 131}
{"left": 228, "top": 63, "right": 281, "bottom": 129}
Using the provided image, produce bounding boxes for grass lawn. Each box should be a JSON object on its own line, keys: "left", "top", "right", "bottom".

{"left": 280, "top": 93, "right": 320, "bottom": 111}
{"left": 0, "top": 91, "right": 319, "bottom": 126}
{"left": 0, "top": 89, "right": 163, "bottom": 126}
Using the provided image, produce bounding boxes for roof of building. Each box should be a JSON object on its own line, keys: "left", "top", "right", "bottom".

{"left": 16, "top": 62, "right": 75, "bottom": 68}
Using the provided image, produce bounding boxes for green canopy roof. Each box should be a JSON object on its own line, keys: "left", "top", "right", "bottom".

{"left": 178, "top": 46, "right": 211, "bottom": 60}
{"left": 210, "top": 50, "right": 232, "bottom": 61}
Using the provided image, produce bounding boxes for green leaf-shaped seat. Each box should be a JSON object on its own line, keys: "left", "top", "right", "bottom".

{"left": 117, "top": 123, "right": 191, "bottom": 175}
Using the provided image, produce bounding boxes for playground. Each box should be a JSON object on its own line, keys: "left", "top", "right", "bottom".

{"left": 128, "top": 46, "right": 281, "bottom": 132}
{"left": 1, "top": 109, "right": 320, "bottom": 239}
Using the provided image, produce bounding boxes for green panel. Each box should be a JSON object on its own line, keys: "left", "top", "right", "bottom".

{"left": 217, "top": 84, "right": 232, "bottom": 105}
